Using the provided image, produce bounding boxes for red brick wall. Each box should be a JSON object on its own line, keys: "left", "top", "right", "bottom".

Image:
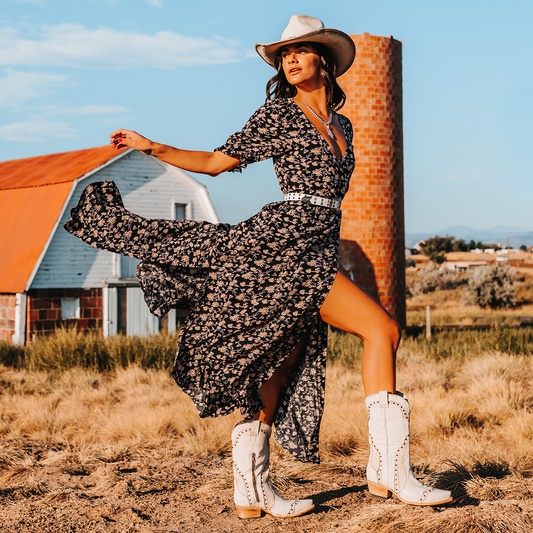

{"left": 26, "top": 288, "right": 103, "bottom": 341}
{"left": 0, "top": 294, "right": 16, "bottom": 341}
{"left": 338, "top": 33, "right": 406, "bottom": 327}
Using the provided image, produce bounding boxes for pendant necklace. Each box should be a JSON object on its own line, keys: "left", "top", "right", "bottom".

{"left": 296, "top": 98, "right": 335, "bottom": 139}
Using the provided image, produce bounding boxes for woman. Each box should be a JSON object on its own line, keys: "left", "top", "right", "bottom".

{"left": 65, "top": 15, "right": 452, "bottom": 519}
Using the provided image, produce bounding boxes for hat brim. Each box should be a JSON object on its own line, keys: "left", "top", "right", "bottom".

{"left": 255, "top": 28, "right": 356, "bottom": 77}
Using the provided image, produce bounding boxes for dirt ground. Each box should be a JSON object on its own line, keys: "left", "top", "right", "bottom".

{"left": 1, "top": 439, "right": 532, "bottom": 533}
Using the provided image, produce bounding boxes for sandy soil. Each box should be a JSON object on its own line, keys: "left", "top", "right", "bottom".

{"left": 1, "top": 439, "right": 532, "bottom": 533}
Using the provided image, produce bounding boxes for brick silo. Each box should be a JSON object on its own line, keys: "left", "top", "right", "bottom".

{"left": 339, "top": 33, "right": 406, "bottom": 327}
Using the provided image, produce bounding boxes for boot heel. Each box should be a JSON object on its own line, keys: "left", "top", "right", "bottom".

{"left": 368, "top": 481, "right": 392, "bottom": 499}
{"left": 236, "top": 506, "right": 262, "bottom": 519}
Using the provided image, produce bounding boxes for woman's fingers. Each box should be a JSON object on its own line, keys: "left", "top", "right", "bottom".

{"left": 109, "top": 129, "right": 153, "bottom": 152}
{"left": 110, "top": 129, "right": 128, "bottom": 149}
{"left": 110, "top": 129, "right": 130, "bottom": 139}
{"left": 110, "top": 135, "right": 127, "bottom": 149}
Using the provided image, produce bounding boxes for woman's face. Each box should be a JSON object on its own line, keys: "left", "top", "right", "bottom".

{"left": 280, "top": 43, "right": 322, "bottom": 87}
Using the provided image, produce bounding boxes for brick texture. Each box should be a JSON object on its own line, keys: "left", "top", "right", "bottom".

{"left": 26, "top": 288, "right": 103, "bottom": 341}
{"left": 338, "top": 33, "right": 406, "bottom": 326}
{"left": 0, "top": 294, "right": 17, "bottom": 341}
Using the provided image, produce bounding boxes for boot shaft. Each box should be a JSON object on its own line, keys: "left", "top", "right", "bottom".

{"left": 232, "top": 420, "right": 273, "bottom": 508}
{"left": 365, "top": 391, "right": 453, "bottom": 505}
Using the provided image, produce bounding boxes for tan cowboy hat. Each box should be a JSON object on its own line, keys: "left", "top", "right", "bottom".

{"left": 255, "top": 15, "right": 356, "bottom": 77}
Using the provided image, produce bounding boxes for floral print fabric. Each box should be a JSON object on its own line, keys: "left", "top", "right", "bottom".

{"left": 64, "top": 98, "right": 355, "bottom": 463}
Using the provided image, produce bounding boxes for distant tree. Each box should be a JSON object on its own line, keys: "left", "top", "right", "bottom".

{"left": 452, "top": 238, "right": 467, "bottom": 252}
{"left": 467, "top": 239, "right": 476, "bottom": 251}
{"left": 476, "top": 241, "right": 483, "bottom": 249}
{"left": 520, "top": 244, "right": 528, "bottom": 251}
{"left": 419, "top": 235, "right": 455, "bottom": 264}
{"left": 462, "top": 264, "right": 516, "bottom": 309}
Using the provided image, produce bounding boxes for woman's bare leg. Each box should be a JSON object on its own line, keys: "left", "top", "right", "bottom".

{"left": 319, "top": 271, "right": 400, "bottom": 395}
{"left": 252, "top": 330, "right": 311, "bottom": 425}
{"left": 248, "top": 269, "right": 399, "bottom": 424}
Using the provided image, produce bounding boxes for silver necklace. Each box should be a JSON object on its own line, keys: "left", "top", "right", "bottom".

{"left": 297, "top": 98, "right": 335, "bottom": 139}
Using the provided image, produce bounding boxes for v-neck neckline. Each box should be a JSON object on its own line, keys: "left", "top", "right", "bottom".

{"left": 290, "top": 98, "right": 350, "bottom": 162}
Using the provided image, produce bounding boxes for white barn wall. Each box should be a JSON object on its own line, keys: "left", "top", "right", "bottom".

{"left": 31, "top": 151, "right": 219, "bottom": 289}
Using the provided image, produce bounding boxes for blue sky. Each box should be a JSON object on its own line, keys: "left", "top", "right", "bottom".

{"left": 1, "top": 0, "right": 532, "bottom": 233}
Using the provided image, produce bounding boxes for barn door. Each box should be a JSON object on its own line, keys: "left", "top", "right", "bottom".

{"left": 105, "top": 286, "right": 159, "bottom": 337}
{"left": 126, "top": 287, "right": 159, "bottom": 336}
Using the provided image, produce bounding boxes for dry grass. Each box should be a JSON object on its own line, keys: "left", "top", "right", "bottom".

{"left": 407, "top": 298, "right": 533, "bottom": 326}
{"left": 1, "top": 330, "right": 532, "bottom": 473}
{"left": 0, "top": 364, "right": 240, "bottom": 455}
{"left": 406, "top": 267, "right": 533, "bottom": 326}
{"left": 1, "top": 329, "right": 533, "bottom": 531}
{"left": 0, "top": 327, "right": 178, "bottom": 371}
{"left": 339, "top": 502, "right": 533, "bottom": 533}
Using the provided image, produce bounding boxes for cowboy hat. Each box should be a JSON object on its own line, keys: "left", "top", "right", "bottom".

{"left": 255, "top": 15, "right": 356, "bottom": 77}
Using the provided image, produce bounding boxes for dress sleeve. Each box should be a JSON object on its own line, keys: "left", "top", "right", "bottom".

{"left": 214, "top": 99, "right": 298, "bottom": 173}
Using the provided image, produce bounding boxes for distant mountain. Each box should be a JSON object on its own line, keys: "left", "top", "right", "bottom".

{"left": 405, "top": 226, "right": 533, "bottom": 248}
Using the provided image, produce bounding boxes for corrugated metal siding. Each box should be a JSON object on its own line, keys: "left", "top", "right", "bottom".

{"left": 0, "top": 182, "right": 73, "bottom": 293}
{"left": 31, "top": 151, "right": 219, "bottom": 289}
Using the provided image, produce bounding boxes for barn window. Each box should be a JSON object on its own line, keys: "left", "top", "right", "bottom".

{"left": 174, "top": 203, "right": 188, "bottom": 220}
{"left": 120, "top": 256, "right": 140, "bottom": 278}
{"left": 61, "top": 298, "right": 80, "bottom": 319}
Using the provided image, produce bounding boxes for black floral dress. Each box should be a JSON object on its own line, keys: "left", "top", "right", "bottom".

{"left": 64, "top": 98, "right": 355, "bottom": 463}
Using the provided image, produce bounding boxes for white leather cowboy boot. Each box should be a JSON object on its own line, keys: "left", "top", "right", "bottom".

{"left": 231, "top": 420, "right": 314, "bottom": 519}
{"left": 366, "top": 391, "right": 453, "bottom": 506}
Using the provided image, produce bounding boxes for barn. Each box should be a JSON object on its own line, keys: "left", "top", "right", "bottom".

{"left": 0, "top": 145, "right": 219, "bottom": 344}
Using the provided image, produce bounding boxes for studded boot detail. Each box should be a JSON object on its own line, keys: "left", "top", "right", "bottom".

{"left": 231, "top": 420, "right": 314, "bottom": 519}
{"left": 366, "top": 391, "right": 453, "bottom": 506}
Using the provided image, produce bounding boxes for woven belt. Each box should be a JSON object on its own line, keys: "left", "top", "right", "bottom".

{"left": 284, "top": 193, "right": 341, "bottom": 210}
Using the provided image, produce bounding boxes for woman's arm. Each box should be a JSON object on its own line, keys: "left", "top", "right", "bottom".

{"left": 110, "top": 129, "right": 241, "bottom": 177}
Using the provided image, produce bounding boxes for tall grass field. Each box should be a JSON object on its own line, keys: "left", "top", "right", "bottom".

{"left": 1, "top": 328, "right": 533, "bottom": 464}
{"left": 1, "top": 327, "right": 533, "bottom": 531}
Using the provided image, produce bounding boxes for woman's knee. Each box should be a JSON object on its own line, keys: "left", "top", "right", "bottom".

{"left": 358, "top": 309, "right": 401, "bottom": 349}
{"left": 384, "top": 315, "right": 401, "bottom": 350}
{"left": 363, "top": 311, "right": 401, "bottom": 349}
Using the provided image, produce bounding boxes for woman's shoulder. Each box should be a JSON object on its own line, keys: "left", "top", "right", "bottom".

{"left": 337, "top": 112, "right": 352, "bottom": 128}
{"left": 337, "top": 112, "right": 353, "bottom": 140}
{"left": 246, "top": 98, "right": 300, "bottom": 128}
{"left": 252, "top": 98, "right": 298, "bottom": 118}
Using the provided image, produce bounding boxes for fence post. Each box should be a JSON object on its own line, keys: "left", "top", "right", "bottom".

{"left": 426, "top": 305, "right": 432, "bottom": 341}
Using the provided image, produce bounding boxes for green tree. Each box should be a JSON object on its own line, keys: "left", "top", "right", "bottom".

{"left": 420, "top": 236, "right": 455, "bottom": 264}
{"left": 452, "top": 238, "right": 467, "bottom": 252}
{"left": 520, "top": 244, "right": 527, "bottom": 251}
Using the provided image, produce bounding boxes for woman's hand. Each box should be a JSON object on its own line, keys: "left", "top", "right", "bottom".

{"left": 110, "top": 129, "right": 154, "bottom": 154}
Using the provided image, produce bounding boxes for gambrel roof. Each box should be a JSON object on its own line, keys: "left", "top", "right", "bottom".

{"left": 0, "top": 145, "right": 221, "bottom": 294}
{"left": 0, "top": 146, "right": 130, "bottom": 293}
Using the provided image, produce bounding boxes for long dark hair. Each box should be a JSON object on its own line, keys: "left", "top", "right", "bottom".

{"left": 265, "top": 42, "right": 346, "bottom": 111}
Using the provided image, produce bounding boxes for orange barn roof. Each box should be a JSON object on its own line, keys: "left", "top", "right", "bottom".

{"left": 0, "top": 145, "right": 126, "bottom": 190}
{"left": 0, "top": 145, "right": 127, "bottom": 293}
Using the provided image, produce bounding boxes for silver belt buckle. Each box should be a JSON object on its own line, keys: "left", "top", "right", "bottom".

{"left": 301, "top": 194, "right": 313, "bottom": 204}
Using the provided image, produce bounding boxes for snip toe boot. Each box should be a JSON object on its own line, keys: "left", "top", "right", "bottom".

{"left": 231, "top": 420, "right": 314, "bottom": 519}
{"left": 366, "top": 391, "right": 453, "bottom": 506}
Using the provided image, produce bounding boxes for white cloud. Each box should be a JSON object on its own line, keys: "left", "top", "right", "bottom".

{"left": 0, "top": 68, "right": 66, "bottom": 106}
{"left": 0, "top": 120, "right": 77, "bottom": 142}
{"left": 0, "top": 24, "right": 242, "bottom": 69}
{"left": 143, "top": 0, "right": 163, "bottom": 6}
{"left": 8, "top": 0, "right": 45, "bottom": 5}
{"left": 41, "top": 104, "right": 129, "bottom": 116}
